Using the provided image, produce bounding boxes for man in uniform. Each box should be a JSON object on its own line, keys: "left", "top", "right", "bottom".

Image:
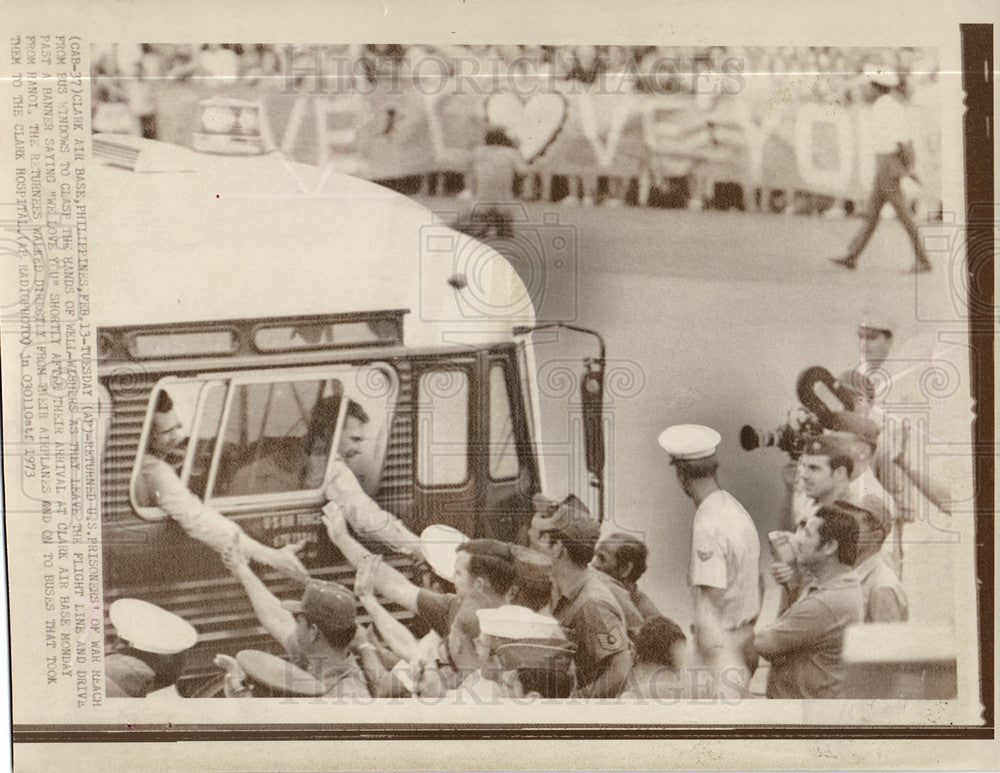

{"left": 105, "top": 598, "right": 198, "bottom": 698}
{"left": 831, "top": 67, "right": 932, "bottom": 273}
{"left": 839, "top": 318, "right": 895, "bottom": 417}
{"left": 322, "top": 506, "right": 517, "bottom": 681}
{"left": 528, "top": 494, "right": 632, "bottom": 698}
{"left": 853, "top": 496, "right": 909, "bottom": 623}
{"left": 658, "top": 424, "right": 761, "bottom": 682}
{"left": 222, "top": 536, "right": 376, "bottom": 699}
{"left": 754, "top": 502, "right": 864, "bottom": 698}
{"left": 591, "top": 532, "right": 662, "bottom": 638}
{"left": 136, "top": 391, "right": 310, "bottom": 582}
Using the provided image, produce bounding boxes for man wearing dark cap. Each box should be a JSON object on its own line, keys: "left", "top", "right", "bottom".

{"left": 137, "top": 390, "right": 309, "bottom": 582}
{"left": 754, "top": 502, "right": 864, "bottom": 698}
{"left": 222, "top": 536, "right": 373, "bottom": 699}
{"left": 658, "top": 425, "right": 761, "bottom": 682}
{"left": 322, "top": 507, "right": 517, "bottom": 681}
{"left": 528, "top": 494, "right": 631, "bottom": 698}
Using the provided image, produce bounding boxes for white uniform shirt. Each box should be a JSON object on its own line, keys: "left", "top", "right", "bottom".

{"left": 688, "top": 490, "right": 762, "bottom": 629}
{"left": 869, "top": 93, "right": 913, "bottom": 153}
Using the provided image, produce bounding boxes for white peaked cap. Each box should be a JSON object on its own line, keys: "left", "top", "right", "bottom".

{"left": 476, "top": 605, "right": 566, "bottom": 641}
{"left": 420, "top": 524, "right": 470, "bottom": 582}
{"left": 657, "top": 424, "right": 722, "bottom": 460}
{"left": 109, "top": 598, "right": 198, "bottom": 655}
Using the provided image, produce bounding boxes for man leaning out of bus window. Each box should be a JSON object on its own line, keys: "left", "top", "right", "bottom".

{"left": 136, "top": 391, "right": 310, "bottom": 583}
{"left": 315, "top": 399, "right": 424, "bottom": 560}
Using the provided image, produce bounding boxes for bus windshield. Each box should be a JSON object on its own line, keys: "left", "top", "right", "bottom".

{"left": 131, "top": 363, "right": 398, "bottom": 514}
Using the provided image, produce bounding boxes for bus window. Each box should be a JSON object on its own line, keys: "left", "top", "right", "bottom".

{"left": 183, "top": 381, "right": 227, "bottom": 499}
{"left": 131, "top": 365, "right": 399, "bottom": 516}
{"left": 417, "top": 369, "right": 470, "bottom": 487}
{"left": 132, "top": 379, "right": 207, "bottom": 517}
{"left": 489, "top": 363, "right": 519, "bottom": 481}
{"left": 213, "top": 377, "right": 374, "bottom": 498}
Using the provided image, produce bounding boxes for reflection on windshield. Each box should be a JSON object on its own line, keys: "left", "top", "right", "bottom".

{"left": 132, "top": 366, "right": 397, "bottom": 512}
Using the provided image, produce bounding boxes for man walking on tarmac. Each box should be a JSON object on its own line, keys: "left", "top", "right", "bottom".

{"left": 831, "top": 67, "right": 932, "bottom": 274}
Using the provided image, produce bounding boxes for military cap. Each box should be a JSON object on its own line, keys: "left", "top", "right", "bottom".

{"left": 420, "top": 524, "right": 469, "bottom": 582}
{"left": 235, "top": 650, "right": 327, "bottom": 697}
{"left": 109, "top": 598, "right": 198, "bottom": 655}
{"left": 530, "top": 494, "right": 600, "bottom": 542}
{"left": 657, "top": 424, "right": 721, "bottom": 460}
{"left": 280, "top": 580, "right": 356, "bottom": 630}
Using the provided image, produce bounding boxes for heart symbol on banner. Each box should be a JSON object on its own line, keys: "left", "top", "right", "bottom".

{"left": 484, "top": 91, "right": 568, "bottom": 163}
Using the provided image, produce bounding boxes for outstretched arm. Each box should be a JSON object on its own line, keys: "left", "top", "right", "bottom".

{"left": 143, "top": 459, "right": 309, "bottom": 583}
{"left": 222, "top": 535, "right": 298, "bottom": 655}
{"left": 322, "top": 503, "right": 420, "bottom": 612}
{"left": 325, "top": 462, "right": 423, "bottom": 558}
{"left": 354, "top": 555, "right": 420, "bottom": 662}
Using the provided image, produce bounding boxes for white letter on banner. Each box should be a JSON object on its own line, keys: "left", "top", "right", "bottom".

{"left": 793, "top": 103, "right": 854, "bottom": 192}
{"left": 739, "top": 107, "right": 786, "bottom": 185}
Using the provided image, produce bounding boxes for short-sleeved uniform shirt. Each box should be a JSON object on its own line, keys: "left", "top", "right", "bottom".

{"left": 552, "top": 568, "right": 629, "bottom": 691}
{"left": 292, "top": 653, "right": 371, "bottom": 700}
{"left": 755, "top": 569, "right": 864, "bottom": 698}
{"left": 595, "top": 571, "right": 645, "bottom": 640}
{"left": 416, "top": 589, "right": 464, "bottom": 639}
{"left": 855, "top": 553, "right": 908, "bottom": 623}
{"left": 688, "top": 490, "right": 762, "bottom": 630}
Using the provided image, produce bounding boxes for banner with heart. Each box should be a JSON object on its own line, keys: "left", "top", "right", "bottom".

{"left": 484, "top": 91, "right": 568, "bottom": 163}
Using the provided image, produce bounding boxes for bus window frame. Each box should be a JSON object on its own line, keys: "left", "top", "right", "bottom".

{"left": 130, "top": 363, "right": 400, "bottom": 515}
{"left": 415, "top": 364, "right": 474, "bottom": 490}
{"left": 487, "top": 360, "right": 521, "bottom": 484}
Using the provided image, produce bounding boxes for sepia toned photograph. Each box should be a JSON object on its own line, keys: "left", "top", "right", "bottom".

{"left": 0, "top": 1, "right": 994, "bottom": 769}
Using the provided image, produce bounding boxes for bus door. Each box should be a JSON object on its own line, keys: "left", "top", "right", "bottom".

{"left": 475, "top": 348, "right": 539, "bottom": 543}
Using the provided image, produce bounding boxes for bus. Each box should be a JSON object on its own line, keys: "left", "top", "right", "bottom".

{"left": 92, "top": 131, "right": 606, "bottom": 692}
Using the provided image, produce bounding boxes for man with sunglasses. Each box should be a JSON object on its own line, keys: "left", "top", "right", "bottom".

{"left": 528, "top": 494, "right": 632, "bottom": 699}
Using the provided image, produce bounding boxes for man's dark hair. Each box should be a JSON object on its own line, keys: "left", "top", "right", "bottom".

{"left": 457, "top": 539, "right": 517, "bottom": 596}
{"left": 604, "top": 532, "right": 649, "bottom": 584}
{"left": 155, "top": 390, "right": 173, "bottom": 413}
{"left": 515, "top": 667, "right": 574, "bottom": 699}
{"left": 815, "top": 502, "right": 861, "bottom": 567}
{"left": 309, "top": 618, "right": 358, "bottom": 651}
{"left": 509, "top": 576, "right": 552, "bottom": 612}
{"left": 804, "top": 436, "right": 855, "bottom": 478}
{"left": 120, "top": 646, "right": 186, "bottom": 692}
{"left": 673, "top": 456, "right": 719, "bottom": 484}
{"left": 634, "top": 617, "right": 686, "bottom": 669}
{"left": 345, "top": 399, "right": 369, "bottom": 425}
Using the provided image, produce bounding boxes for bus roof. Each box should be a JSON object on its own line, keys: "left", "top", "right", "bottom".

{"left": 90, "top": 135, "right": 534, "bottom": 348}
